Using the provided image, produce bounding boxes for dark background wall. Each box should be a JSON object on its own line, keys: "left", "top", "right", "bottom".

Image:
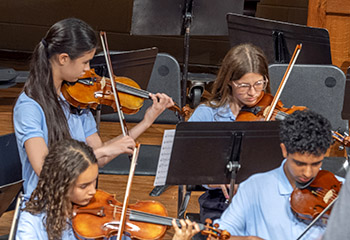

{"left": 0, "top": 0, "right": 308, "bottom": 73}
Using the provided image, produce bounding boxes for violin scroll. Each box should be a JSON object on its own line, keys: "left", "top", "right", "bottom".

{"left": 332, "top": 130, "right": 350, "bottom": 147}
{"left": 201, "top": 219, "right": 231, "bottom": 240}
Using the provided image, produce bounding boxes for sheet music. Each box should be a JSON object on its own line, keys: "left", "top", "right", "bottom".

{"left": 154, "top": 129, "right": 175, "bottom": 186}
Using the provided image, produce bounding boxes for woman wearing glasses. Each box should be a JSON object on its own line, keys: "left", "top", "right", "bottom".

{"left": 188, "top": 43, "right": 270, "bottom": 223}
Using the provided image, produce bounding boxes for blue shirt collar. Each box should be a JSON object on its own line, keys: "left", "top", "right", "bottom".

{"left": 278, "top": 159, "right": 294, "bottom": 195}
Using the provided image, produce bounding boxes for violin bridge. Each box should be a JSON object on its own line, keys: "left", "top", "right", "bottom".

{"left": 101, "top": 76, "right": 106, "bottom": 89}
{"left": 323, "top": 189, "right": 335, "bottom": 204}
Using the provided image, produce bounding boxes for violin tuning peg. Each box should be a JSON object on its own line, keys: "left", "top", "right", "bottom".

{"left": 205, "top": 218, "right": 212, "bottom": 225}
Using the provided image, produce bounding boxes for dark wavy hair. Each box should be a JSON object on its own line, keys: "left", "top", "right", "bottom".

{"left": 23, "top": 18, "right": 97, "bottom": 146}
{"left": 24, "top": 138, "right": 97, "bottom": 240}
{"left": 280, "top": 110, "right": 332, "bottom": 156}
{"left": 207, "top": 43, "right": 270, "bottom": 108}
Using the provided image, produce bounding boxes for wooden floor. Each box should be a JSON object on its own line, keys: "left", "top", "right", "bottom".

{"left": 0, "top": 58, "right": 203, "bottom": 239}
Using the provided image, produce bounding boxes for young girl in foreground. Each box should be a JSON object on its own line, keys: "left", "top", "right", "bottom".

{"left": 16, "top": 138, "right": 199, "bottom": 240}
{"left": 13, "top": 17, "right": 174, "bottom": 201}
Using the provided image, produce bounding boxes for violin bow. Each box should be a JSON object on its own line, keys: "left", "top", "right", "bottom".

{"left": 99, "top": 31, "right": 128, "bottom": 136}
{"left": 99, "top": 31, "right": 141, "bottom": 240}
{"left": 264, "top": 44, "right": 302, "bottom": 121}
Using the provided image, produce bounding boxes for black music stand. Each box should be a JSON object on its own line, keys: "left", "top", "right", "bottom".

{"left": 0, "top": 180, "right": 23, "bottom": 217}
{"left": 91, "top": 47, "right": 158, "bottom": 91}
{"left": 130, "top": 0, "right": 244, "bottom": 107}
{"left": 226, "top": 13, "right": 332, "bottom": 64}
{"left": 157, "top": 121, "right": 283, "bottom": 214}
{"left": 89, "top": 47, "right": 158, "bottom": 128}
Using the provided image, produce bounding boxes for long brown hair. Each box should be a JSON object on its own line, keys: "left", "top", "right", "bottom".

{"left": 207, "top": 43, "right": 270, "bottom": 108}
{"left": 23, "top": 18, "right": 97, "bottom": 146}
{"left": 24, "top": 138, "right": 97, "bottom": 240}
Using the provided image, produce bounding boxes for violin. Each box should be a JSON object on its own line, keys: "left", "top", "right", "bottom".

{"left": 236, "top": 92, "right": 307, "bottom": 121}
{"left": 61, "top": 68, "right": 186, "bottom": 117}
{"left": 72, "top": 189, "right": 230, "bottom": 240}
{"left": 290, "top": 170, "right": 342, "bottom": 224}
{"left": 236, "top": 44, "right": 304, "bottom": 122}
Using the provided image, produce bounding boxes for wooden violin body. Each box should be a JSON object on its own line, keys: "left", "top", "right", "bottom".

{"left": 72, "top": 189, "right": 169, "bottom": 240}
{"left": 62, "top": 69, "right": 145, "bottom": 114}
{"left": 290, "top": 170, "right": 342, "bottom": 223}
{"left": 236, "top": 92, "right": 307, "bottom": 121}
{"left": 62, "top": 68, "right": 186, "bottom": 117}
{"left": 72, "top": 189, "right": 231, "bottom": 240}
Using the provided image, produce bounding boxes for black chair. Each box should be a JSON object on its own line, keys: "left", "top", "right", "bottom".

{"left": 269, "top": 64, "right": 348, "bottom": 132}
{"left": 269, "top": 64, "right": 349, "bottom": 177}
{"left": 0, "top": 133, "right": 23, "bottom": 240}
{"left": 0, "top": 133, "right": 22, "bottom": 213}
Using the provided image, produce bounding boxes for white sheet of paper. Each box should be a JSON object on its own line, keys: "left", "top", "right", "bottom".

{"left": 154, "top": 129, "right": 176, "bottom": 186}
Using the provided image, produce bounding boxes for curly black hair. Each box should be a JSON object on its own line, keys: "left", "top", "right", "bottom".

{"left": 279, "top": 110, "right": 332, "bottom": 156}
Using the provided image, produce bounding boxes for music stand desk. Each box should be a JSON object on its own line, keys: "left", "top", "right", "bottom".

{"left": 91, "top": 47, "right": 158, "bottom": 91}
{"left": 0, "top": 180, "right": 23, "bottom": 217}
{"left": 226, "top": 13, "right": 331, "bottom": 64}
{"left": 165, "top": 121, "right": 283, "bottom": 186}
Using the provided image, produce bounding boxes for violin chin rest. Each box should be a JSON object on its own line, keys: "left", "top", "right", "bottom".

{"left": 295, "top": 177, "right": 315, "bottom": 189}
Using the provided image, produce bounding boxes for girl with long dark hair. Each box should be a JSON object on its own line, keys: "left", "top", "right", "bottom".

{"left": 13, "top": 18, "right": 174, "bottom": 200}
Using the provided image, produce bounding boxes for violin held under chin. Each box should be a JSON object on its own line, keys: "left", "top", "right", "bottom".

{"left": 290, "top": 170, "right": 342, "bottom": 225}
{"left": 236, "top": 92, "right": 307, "bottom": 121}
{"left": 61, "top": 68, "right": 187, "bottom": 117}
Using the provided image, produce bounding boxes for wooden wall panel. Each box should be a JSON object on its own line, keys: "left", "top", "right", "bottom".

{"left": 308, "top": 0, "right": 350, "bottom": 73}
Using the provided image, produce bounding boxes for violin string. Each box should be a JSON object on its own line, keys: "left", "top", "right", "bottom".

{"left": 79, "top": 205, "right": 181, "bottom": 225}
{"left": 76, "top": 207, "right": 213, "bottom": 232}
{"left": 105, "top": 81, "right": 150, "bottom": 99}
{"left": 310, "top": 189, "right": 338, "bottom": 202}
{"left": 116, "top": 82, "right": 150, "bottom": 96}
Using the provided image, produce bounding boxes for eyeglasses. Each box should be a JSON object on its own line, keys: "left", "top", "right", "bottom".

{"left": 232, "top": 79, "right": 268, "bottom": 93}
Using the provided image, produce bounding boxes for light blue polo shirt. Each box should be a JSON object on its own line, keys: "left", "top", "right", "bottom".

{"left": 189, "top": 104, "right": 236, "bottom": 122}
{"left": 16, "top": 211, "right": 77, "bottom": 240}
{"left": 13, "top": 92, "right": 97, "bottom": 200}
{"left": 215, "top": 160, "right": 326, "bottom": 240}
{"left": 16, "top": 210, "right": 129, "bottom": 240}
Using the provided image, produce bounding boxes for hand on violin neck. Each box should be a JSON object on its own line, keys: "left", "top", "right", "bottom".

{"left": 144, "top": 93, "right": 175, "bottom": 124}
{"left": 127, "top": 93, "right": 174, "bottom": 140}
{"left": 344, "top": 136, "right": 350, "bottom": 146}
{"left": 172, "top": 219, "right": 200, "bottom": 240}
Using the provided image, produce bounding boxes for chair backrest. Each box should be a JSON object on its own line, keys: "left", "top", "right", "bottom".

{"left": 0, "top": 133, "right": 22, "bottom": 213}
{"left": 0, "top": 133, "right": 22, "bottom": 186}
{"left": 100, "top": 53, "right": 182, "bottom": 124}
{"left": 269, "top": 64, "right": 348, "bottom": 132}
